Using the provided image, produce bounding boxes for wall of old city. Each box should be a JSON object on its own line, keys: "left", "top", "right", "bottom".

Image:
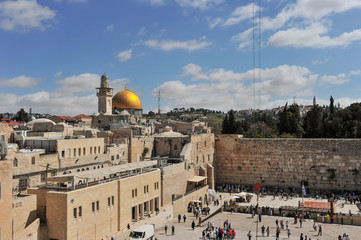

{"left": 215, "top": 136, "right": 361, "bottom": 192}
{"left": 0, "top": 159, "right": 12, "bottom": 240}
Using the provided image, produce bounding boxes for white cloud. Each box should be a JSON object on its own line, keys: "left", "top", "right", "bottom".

{"left": 116, "top": 48, "right": 132, "bottom": 62}
{"left": 153, "top": 64, "right": 322, "bottom": 110}
{"left": 145, "top": 38, "right": 211, "bottom": 51}
{"left": 106, "top": 24, "right": 114, "bottom": 32}
{"left": 54, "top": 71, "right": 62, "bottom": 77}
{"left": 223, "top": 3, "right": 259, "bottom": 26}
{"left": 0, "top": 73, "right": 131, "bottom": 115}
{"left": 231, "top": 27, "right": 253, "bottom": 49}
{"left": 312, "top": 58, "right": 329, "bottom": 65}
{"left": 227, "top": 0, "right": 361, "bottom": 49}
{"left": 138, "top": 26, "right": 146, "bottom": 35}
{"left": 268, "top": 22, "right": 361, "bottom": 48}
{"left": 0, "top": 0, "right": 56, "bottom": 31}
{"left": 56, "top": 73, "right": 100, "bottom": 95}
{"left": 0, "top": 75, "right": 42, "bottom": 88}
{"left": 320, "top": 70, "right": 361, "bottom": 85}
{"left": 175, "top": 0, "right": 224, "bottom": 10}
{"left": 208, "top": 17, "right": 222, "bottom": 28}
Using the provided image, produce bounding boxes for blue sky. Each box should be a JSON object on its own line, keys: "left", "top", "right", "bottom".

{"left": 0, "top": 0, "right": 361, "bottom": 115}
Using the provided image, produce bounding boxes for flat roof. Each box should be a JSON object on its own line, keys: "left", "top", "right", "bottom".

{"left": 46, "top": 160, "right": 158, "bottom": 183}
{"left": 188, "top": 176, "right": 207, "bottom": 182}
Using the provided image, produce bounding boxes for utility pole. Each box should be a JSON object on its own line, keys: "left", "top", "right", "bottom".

{"left": 158, "top": 90, "right": 161, "bottom": 116}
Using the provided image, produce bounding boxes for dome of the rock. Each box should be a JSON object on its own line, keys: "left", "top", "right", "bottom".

{"left": 112, "top": 89, "right": 142, "bottom": 110}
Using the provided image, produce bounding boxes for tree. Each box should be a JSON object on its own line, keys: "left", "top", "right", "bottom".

{"left": 303, "top": 105, "right": 324, "bottom": 138}
{"left": 330, "top": 96, "right": 335, "bottom": 115}
{"left": 278, "top": 103, "right": 303, "bottom": 137}
{"left": 221, "top": 110, "right": 240, "bottom": 134}
{"left": 13, "top": 108, "right": 28, "bottom": 122}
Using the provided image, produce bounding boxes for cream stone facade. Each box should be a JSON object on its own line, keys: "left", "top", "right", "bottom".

{"left": 29, "top": 164, "right": 161, "bottom": 240}
{"left": 0, "top": 159, "right": 12, "bottom": 240}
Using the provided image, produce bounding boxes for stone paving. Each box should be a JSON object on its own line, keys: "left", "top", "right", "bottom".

{"left": 155, "top": 193, "right": 361, "bottom": 240}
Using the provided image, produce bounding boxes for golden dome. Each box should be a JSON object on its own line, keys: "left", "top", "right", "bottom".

{"left": 112, "top": 89, "right": 142, "bottom": 110}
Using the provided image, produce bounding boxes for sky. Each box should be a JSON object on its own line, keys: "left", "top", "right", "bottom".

{"left": 0, "top": 0, "right": 361, "bottom": 116}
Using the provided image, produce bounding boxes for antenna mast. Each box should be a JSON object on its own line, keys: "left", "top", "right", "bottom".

{"left": 158, "top": 90, "right": 161, "bottom": 115}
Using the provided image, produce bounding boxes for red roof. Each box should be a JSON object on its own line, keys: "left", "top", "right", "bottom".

{"left": 53, "top": 116, "right": 72, "bottom": 120}
{"left": 1, "top": 119, "right": 23, "bottom": 127}
{"left": 73, "top": 114, "right": 92, "bottom": 119}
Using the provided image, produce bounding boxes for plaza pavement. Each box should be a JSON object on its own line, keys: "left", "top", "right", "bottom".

{"left": 155, "top": 193, "right": 361, "bottom": 240}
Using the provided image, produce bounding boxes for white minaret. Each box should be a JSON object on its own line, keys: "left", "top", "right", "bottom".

{"left": 96, "top": 73, "right": 113, "bottom": 115}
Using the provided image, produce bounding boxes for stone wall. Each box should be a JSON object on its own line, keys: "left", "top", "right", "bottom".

{"left": 215, "top": 136, "right": 361, "bottom": 192}
{"left": 0, "top": 159, "right": 12, "bottom": 240}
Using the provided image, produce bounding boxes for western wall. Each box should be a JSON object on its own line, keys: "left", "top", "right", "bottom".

{"left": 215, "top": 135, "right": 361, "bottom": 193}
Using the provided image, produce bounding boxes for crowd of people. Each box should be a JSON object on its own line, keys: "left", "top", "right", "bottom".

{"left": 201, "top": 220, "right": 236, "bottom": 239}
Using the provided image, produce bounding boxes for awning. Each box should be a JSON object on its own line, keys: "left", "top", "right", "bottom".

{"left": 188, "top": 176, "right": 207, "bottom": 183}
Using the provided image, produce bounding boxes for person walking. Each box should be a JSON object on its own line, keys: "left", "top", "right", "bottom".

{"left": 287, "top": 229, "right": 291, "bottom": 239}
{"left": 191, "top": 221, "right": 195, "bottom": 230}
{"left": 164, "top": 225, "right": 168, "bottom": 235}
{"left": 171, "top": 225, "right": 175, "bottom": 235}
{"left": 259, "top": 213, "right": 262, "bottom": 222}
{"left": 247, "top": 230, "right": 252, "bottom": 240}
{"left": 286, "top": 220, "right": 289, "bottom": 229}
{"left": 300, "top": 233, "right": 303, "bottom": 240}
{"left": 266, "top": 226, "right": 270, "bottom": 237}
{"left": 178, "top": 214, "right": 181, "bottom": 223}
{"left": 183, "top": 214, "right": 187, "bottom": 223}
{"left": 261, "top": 225, "right": 265, "bottom": 236}
{"left": 300, "top": 218, "right": 303, "bottom": 228}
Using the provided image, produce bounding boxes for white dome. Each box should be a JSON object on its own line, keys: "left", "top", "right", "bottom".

{"left": 27, "top": 118, "right": 56, "bottom": 126}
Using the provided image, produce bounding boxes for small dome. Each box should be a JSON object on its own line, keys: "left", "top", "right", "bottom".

{"left": 112, "top": 89, "right": 142, "bottom": 110}
{"left": 119, "top": 110, "right": 130, "bottom": 116}
{"left": 27, "top": 118, "right": 56, "bottom": 126}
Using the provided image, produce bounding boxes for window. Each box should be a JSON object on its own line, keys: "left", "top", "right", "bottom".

{"left": 31, "top": 157, "right": 35, "bottom": 165}
{"left": 205, "top": 141, "right": 207, "bottom": 147}
{"left": 108, "top": 197, "right": 111, "bottom": 207}
{"left": 111, "top": 196, "right": 114, "bottom": 206}
{"left": 41, "top": 173, "right": 46, "bottom": 182}
{"left": 19, "top": 179, "right": 27, "bottom": 190}
{"left": 73, "top": 208, "right": 77, "bottom": 218}
{"left": 90, "top": 147, "right": 92, "bottom": 155}
{"left": 96, "top": 201, "right": 99, "bottom": 211}
{"left": 78, "top": 206, "right": 82, "bottom": 217}
{"left": 61, "top": 150, "right": 65, "bottom": 158}
{"left": 68, "top": 149, "right": 71, "bottom": 158}
{"left": 208, "top": 154, "right": 210, "bottom": 161}
{"left": 132, "top": 189, "right": 134, "bottom": 198}
{"left": 98, "top": 146, "right": 100, "bottom": 154}
{"left": 144, "top": 186, "right": 146, "bottom": 194}
{"left": 154, "top": 182, "right": 156, "bottom": 190}
{"left": 111, "top": 156, "right": 114, "bottom": 161}
{"left": 78, "top": 148, "right": 81, "bottom": 156}
{"left": 147, "top": 185, "right": 149, "bottom": 193}
{"left": 203, "top": 155, "right": 205, "bottom": 163}
{"left": 116, "top": 155, "right": 119, "bottom": 159}
{"left": 135, "top": 189, "right": 137, "bottom": 197}
{"left": 92, "top": 202, "right": 95, "bottom": 213}
{"left": 13, "top": 158, "right": 18, "bottom": 167}
{"left": 83, "top": 148, "right": 86, "bottom": 155}
{"left": 94, "top": 146, "right": 97, "bottom": 154}
{"left": 73, "top": 148, "right": 76, "bottom": 157}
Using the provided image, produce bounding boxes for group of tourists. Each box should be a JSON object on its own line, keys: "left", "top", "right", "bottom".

{"left": 201, "top": 220, "right": 236, "bottom": 239}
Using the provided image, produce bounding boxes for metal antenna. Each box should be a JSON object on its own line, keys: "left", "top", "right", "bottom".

{"left": 158, "top": 90, "right": 161, "bottom": 115}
